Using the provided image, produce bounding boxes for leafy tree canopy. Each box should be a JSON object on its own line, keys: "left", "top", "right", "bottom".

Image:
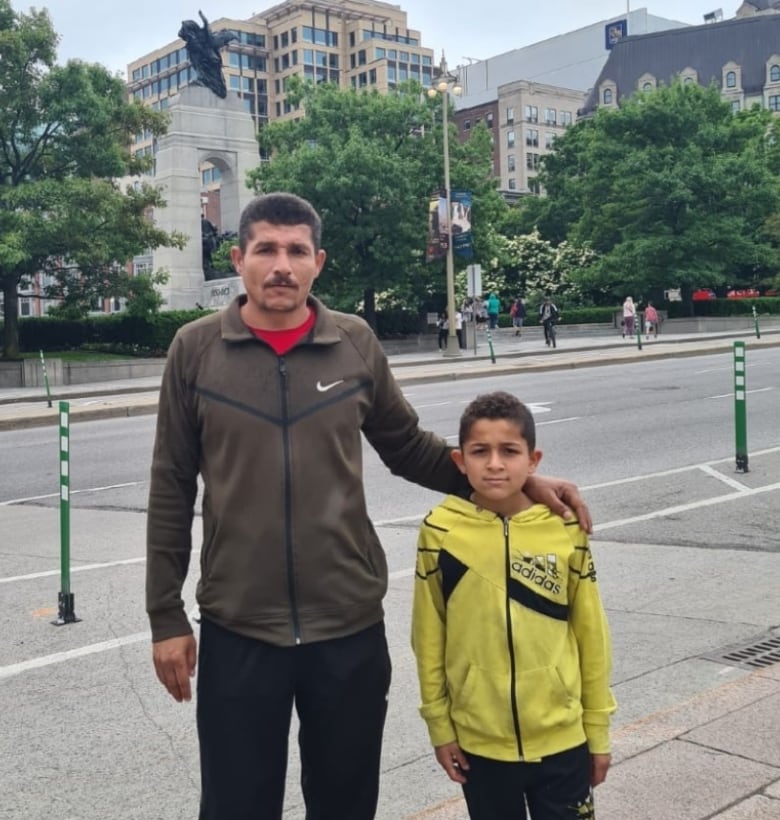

{"left": 248, "top": 77, "right": 505, "bottom": 326}
{"left": 0, "top": 0, "right": 183, "bottom": 358}
{"left": 530, "top": 81, "right": 780, "bottom": 306}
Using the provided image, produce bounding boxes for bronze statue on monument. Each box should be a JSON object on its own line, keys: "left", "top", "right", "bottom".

{"left": 178, "top": 10, "right": 237, "bottom": 99}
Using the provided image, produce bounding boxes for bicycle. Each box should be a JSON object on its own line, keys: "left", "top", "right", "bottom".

{"left": 543, "top": 318, "right": 557, "bottom": 348}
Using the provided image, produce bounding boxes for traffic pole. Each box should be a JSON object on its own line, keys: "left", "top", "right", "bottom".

{"left": 39, "top": 349, "right": 53, "bottom": 408}
{"left": 752, "top": 305, "right": 761, "bottom": 339}
{"left": 733, "top": 342, "right": 749, "bottom": 473}
{"left": 53, "top": 401, "right": 79, "bottom": 626}
{"left": 635, "top": 317, "right": 643, "bottom": 351}
{"left": 485, "top": 325, "right": 496, "bottom": 364}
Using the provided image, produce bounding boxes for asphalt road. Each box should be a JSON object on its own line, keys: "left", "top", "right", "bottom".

{"left": 1, "top": 348, "right": 777, "bottom": 554}
{"left": 1, "top": 347, "right": 779, "bottom": 819}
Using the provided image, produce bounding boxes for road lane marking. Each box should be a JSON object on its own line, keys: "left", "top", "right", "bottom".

{"left": 705, "top": 387, "right": 774, "bottom": 400}
{"left": 2, "top": 481, "right": 779, "bottom": 680}
{"left": 0, "top": 481, "right": 144, "bottom": 506}
{"left": 698, "top": 464, "right": 751, "bottom": 492}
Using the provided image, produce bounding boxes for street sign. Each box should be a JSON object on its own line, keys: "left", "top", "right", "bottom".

{"left": 467, "top": 264, "right": 482, "bottom": 297}
{"left": 664, "top": 288, "right": 682, "bottom": 302}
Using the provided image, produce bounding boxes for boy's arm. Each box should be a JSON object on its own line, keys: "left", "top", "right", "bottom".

{"left": 411, "top": 522, "right": 458, "bottom": 749}
{"left": 567, "top": 531, "right": 617, "bottom": 755}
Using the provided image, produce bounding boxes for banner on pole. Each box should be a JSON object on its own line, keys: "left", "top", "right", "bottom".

{"left": 451, "top": 190, "right": 473, "bottom": 258}
{"left": 425, "top": 191, "right": 448, "bottom": 262}
{"left": 426, "top": 189, "right": 473, "bottom": 261}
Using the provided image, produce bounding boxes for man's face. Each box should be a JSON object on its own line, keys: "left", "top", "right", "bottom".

{"left": 231, "top": 220, "right": 326, "bottom": 328}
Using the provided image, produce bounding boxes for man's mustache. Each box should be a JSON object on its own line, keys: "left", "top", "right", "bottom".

{"left": 265, "top": 278, "right": 297, "bottom": 288}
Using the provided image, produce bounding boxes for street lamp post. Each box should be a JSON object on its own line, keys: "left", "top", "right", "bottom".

{"left": 429, "top": 53, "right": 462, "bottom": 358}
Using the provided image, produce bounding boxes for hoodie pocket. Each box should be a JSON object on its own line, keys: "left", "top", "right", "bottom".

{"left": 450, "top": 663, "right": 515, "bottom": 740}
{"left": 515, "top": 666, "right": 581, "bottom": 737}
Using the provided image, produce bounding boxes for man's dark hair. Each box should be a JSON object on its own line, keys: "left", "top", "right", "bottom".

{"left": 458, "top": 391, "right": 536, "bottom": 450}
{"left": 238, "top": 193, "right": 322, "bottom": 252}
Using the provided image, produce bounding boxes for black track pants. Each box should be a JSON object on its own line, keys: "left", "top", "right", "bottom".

{"left": 462, "top": 743, "right": 594, "bottom": 820}
{"left": 197, "top": 618, "right": 392, "bottom": 820}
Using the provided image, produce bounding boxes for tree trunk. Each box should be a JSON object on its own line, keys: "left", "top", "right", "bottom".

{"left": 363, "top": 286, "right": 377, "bottom": 333}
{"left": 2, "top": 276, "right": 21, "bottom": 360}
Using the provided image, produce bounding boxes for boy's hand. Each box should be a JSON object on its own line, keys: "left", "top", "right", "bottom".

{"left": 591, "top": 753, "right": 611, "bottom": 786}
{"left": 524, "top": 474, "right": 593, "bottom": 534}
{"left": 434, "top": 742, "right": 470, "bottom": 784}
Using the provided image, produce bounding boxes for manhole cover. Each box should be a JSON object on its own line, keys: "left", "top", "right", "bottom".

{"left": 702, "top": 633, "right": 780, "bottom": 670}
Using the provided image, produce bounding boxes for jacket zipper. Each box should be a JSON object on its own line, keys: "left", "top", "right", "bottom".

{"left": 503, "top": 516, "right": 524, "bottom": 759}
{"left": 279, "top": 356, "right": 302, "bottom": 644}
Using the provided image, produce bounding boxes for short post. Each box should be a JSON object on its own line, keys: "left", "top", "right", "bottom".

{"left": 635, "top": 317, "right": 643, "bottom": 351}
{"left": 53, "top": 401, "right": 79, "bottom": 626}
{"left": 752, "top": 305, "right": 761, "bottom": 339}
{"left": 39, "top": 349, "right": 53, "bottom": 408}
{"left": 733, "top": 342, "right": 749, "bottom": 473}
{"left": 485, "top": 325, "right": 496, "bottom": 364}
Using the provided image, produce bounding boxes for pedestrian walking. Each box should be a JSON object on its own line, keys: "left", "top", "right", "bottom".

{"left": 644, "top": 301, "right": 659, "bottom": 340}
{"left": 412, "top": 391, "right": 616, "bottom": 820}
{"left": 510, "top": 297, "right": 526, "bottom": 337}
{"left": 622, "top": 296, "right": 636, "bottom": 339}
{"left": 538, "top": 295, "right": 559, "bottom": 347}
{"left": 487, "top": 292, "right": 501, "bottom": 330}
{"left": 146, "top": 192, "right": 592, "bottom": 820}
{"left": 437, "top": 312, "right": 448, "bottom": 350}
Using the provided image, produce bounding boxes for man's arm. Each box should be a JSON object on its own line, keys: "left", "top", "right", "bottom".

{"left": 146, "top": 333, "right": 201, "bottom": 698}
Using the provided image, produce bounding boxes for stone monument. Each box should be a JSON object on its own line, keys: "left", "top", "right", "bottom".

{"left": 152, "top": 12, "right": 256, "bottom": 309}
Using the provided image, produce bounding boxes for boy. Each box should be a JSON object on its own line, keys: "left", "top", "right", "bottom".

{"left": 412, "top": 391, "right": 616, "bottom": 820}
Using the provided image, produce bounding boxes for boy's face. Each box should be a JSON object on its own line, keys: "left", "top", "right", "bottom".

{"left": 451, "top": 418, "right": 542, "bottom": 514}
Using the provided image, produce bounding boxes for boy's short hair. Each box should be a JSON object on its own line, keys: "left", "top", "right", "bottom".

{"left": 238, "top": 193, "right": 322, "bottom": 252}
{"left": 459, "top": 391, "right": 536, "bottom": 450}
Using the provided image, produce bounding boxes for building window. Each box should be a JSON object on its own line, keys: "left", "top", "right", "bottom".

{"left": 524, "top": 105, "right": 538, "bottom": 123}
{"left": 526, "top": 153, "right": 540, "bottom": 170}
{"left": 529, "top": 178, "right": 541, "bottom": 195}
{"left": 561, "top": 111, "right": 572, "bottom": 126}
{"left": 771, "top": 64, "right": 780, "bottom": 82}
{"left": 769, "top": 95, "right": 780, "bottom": 111}
{"left": 463, "top": 119, "right": 471, "bottom": 131}
{"left": 506, "top": 106, "right": 514, "bottom": 125}
{"left": 486, "top": 112, "right": 494, "bottom": 128}
{"left": 507, "top": 130, "right": 515, "bottom": 148}
{"left": 726, "top": 71, "right": 737, "bottom": 89}
{"left": 525, "top": 128, "right": 538, "bottom": 147}
{"left": 545, "top": 132, "right": 555, "bottom": 149}
{"left": 508, "top": 178, "right": 516, "bottom": 190}
{"left": 544, "top": 108, "right": 556, "bottom": 126}
{"left": 507, "top": 154, "right": 515, "bottom": 171}
{"left": 603, "top": 88, "right": 613, "bottom": 104}
{"left": 732, "top": 100, "right": 741, "bottom": 113}
{"left": 643, "top": 82, "right": 653, "bottom": 92}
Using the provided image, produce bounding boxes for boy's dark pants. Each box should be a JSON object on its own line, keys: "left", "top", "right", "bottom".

{"left": 197, "top": 618, "right": 392, "bottom": 820}
{"left": 462, "top": 743, "right": 594, "bottom": 820}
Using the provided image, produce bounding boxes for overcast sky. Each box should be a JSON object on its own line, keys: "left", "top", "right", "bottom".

{"left": 12, "top": 1, "right": 738, "bottom": 76}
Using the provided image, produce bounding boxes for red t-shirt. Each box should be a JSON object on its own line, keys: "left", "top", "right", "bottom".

{"left": 247, "top": 307, "right": 316, "bottom": 355}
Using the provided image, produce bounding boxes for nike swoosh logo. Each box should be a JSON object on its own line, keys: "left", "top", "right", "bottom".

{"left": 316, "top": 379, "right": 345, "bottom": 393}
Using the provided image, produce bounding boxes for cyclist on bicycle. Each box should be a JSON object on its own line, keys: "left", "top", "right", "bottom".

{"left": 538, "top": 295, "right": 560, "bottom": 347}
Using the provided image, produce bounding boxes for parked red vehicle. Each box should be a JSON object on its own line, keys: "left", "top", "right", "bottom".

{"left": 692, "top": 288, "right": 716, "bottom": 301}
{"left": 727, "top": 288, "right": 760, "bottom": 299}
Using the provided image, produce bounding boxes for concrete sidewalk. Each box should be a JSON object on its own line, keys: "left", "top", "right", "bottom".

{"left": 408, "top": 666, "right": 780, "bottom": 819}
{"left": 2, "top": 325, "right": 779, "bottom": 430}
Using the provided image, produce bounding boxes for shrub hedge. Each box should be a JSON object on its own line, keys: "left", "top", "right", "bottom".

{"left": 5, "top": 297, "right": 777, "bottom": 353}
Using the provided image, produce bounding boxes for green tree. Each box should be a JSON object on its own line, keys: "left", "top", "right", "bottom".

{"left": 536, "top": 82, "right": 780, "bottom": 307}
{"left": 249, "top": 78, "right": 504, "bottom": 328}
{"left": 0, "top": 1, "right": 183, "bottom": 358}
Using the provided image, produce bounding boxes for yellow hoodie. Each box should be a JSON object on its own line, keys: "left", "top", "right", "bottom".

{"left": 412, "top": 495, "right": 616, "bottom": 762}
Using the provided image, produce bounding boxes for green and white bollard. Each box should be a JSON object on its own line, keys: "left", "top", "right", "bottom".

{"left": 39, "top": 349, "right": 53, "bottom": 408}
{"left": 733, "top": 342, "right": 749, "bottom": 473}
{"left": 752, "top": 305, "right": 761, "bottom": 339}
{"left": 53, "top": 401, "right": 79, "bottom": 625}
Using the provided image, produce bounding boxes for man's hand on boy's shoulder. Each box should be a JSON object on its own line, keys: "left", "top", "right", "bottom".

{"left": 591, "top": 752, "right": 611, "bottom": 786}
{"left": 523, "top": 474, "right": 593, "bottom": 534}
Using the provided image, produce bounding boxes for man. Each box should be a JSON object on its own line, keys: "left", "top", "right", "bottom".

{"left": 539, "top": 294, "right": 560, "bottom": 346}
{"left": 146, "top": 193, "right": 591, "bottom": 820}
